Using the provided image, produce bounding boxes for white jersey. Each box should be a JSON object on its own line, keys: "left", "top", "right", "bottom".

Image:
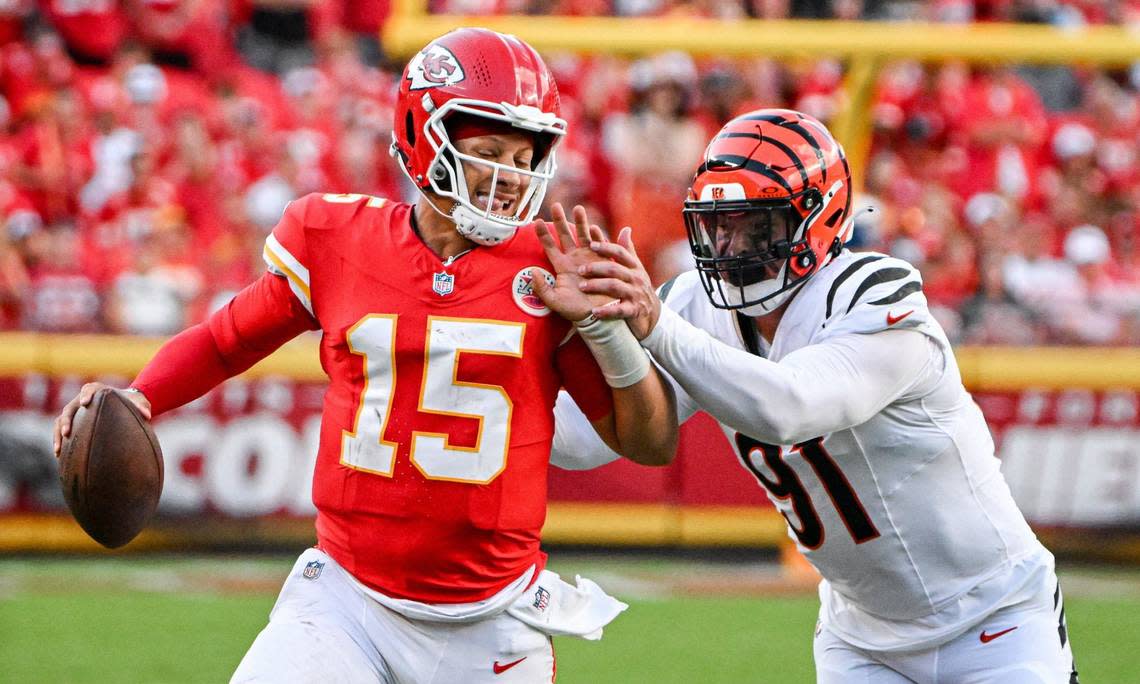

{"left": 552, "top": 250, "right": 1051, "bottom": 652}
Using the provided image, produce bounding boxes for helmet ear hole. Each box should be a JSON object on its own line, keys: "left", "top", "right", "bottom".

{"left": 430, "top": 150, "right": 457, "bottom": 193}
{"left": 405, "top": 112, "right": 417, "bottom": 147}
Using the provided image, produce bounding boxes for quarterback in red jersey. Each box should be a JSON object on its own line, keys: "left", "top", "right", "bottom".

{"left": 54, "top": 28, "right": 677, "bottom": 683}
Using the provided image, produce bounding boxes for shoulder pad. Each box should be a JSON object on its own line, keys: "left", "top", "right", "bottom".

{"left": 657, "top": 270, "right": 704, "bottom": 312}
{"left": 819, "top": 254, "right": 929, "bottom": 338}
{"left": 305, "top": 192, "right": 390, "bottom": 229}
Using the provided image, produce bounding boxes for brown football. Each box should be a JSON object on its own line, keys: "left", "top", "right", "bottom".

{"left": 58, "top": 388, "right": 164, "bottom": 548}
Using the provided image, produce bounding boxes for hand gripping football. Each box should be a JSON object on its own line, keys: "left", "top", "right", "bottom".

{"left": 58, "top": 388, "right": 164, "bottom": 548}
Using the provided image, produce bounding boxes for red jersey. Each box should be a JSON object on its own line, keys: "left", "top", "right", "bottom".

{"left": 263, "top": 192, "right": 612, "bottom": 603}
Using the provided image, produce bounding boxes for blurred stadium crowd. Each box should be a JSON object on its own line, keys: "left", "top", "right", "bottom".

{"left": 2, "top": 1, "right": 1140, "bottom": 344}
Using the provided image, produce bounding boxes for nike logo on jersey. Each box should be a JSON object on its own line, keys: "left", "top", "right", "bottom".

{"left": 493, "top": 657, "right": 527, "bottom": 674}
{"left": 979, "top": 626, "right": 1018, "bottom": 643}
{"left": 886, "top": 309, "right": 914, "bottom": 326}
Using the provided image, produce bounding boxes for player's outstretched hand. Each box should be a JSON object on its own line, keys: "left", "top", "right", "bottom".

{"left": 579, "top": 226, "right": 661, "bottom": 340}
{"left": 53, "top": 382, "right": 152, "bottom": 458}
{"left": 532, "top": 203, "right": 612, "bottom": 322}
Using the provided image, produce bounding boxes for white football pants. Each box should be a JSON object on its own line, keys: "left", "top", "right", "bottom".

{"left": 814, "top": 579, "right": 1078, "bottom": 683}
{"left": 230, "top": 549, "right": 563, "bottom": 683}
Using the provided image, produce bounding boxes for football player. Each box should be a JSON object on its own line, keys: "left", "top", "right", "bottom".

{"left": 551, "top": 109, "right": 1078, "bottom": 683}
{"left": 52, "top": 29, "right": 677, "bottom": 683}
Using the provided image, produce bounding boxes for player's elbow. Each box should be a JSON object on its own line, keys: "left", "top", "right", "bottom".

{"left": 622, "top": 436, "right": 678, "bottom": 467}
{"left": 613, "top": 413, "right": 679, "bottom": 467}
{"left": 753, "top": 388, "right": 817, "bottom": 446}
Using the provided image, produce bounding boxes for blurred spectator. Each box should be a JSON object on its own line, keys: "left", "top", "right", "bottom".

{"left": 694, "top": 64, "right": 751, "bottom": 136}
{"left": 604, "top": 51, "right": 705, "bottom": 281}
{"left": 0, "top": 0, "right": 32, "bottom": 46}
{"left": 22, "top": 221, "right": 99, "bottom": 332}
{"left": 1002, "top": 211, "right": 1066, "bottom": 311}
{"left": 127, "top": 0, "right": 236, "bottom": 72}
{"left": 953, "top": 66, "right": 1047, "bottom": 203}
{"left": 106, "top": 204, "right": 203, "bottom": 334}
{"left": 12, "top": 86, "right": 92, "bottom": 222}
{"left": 1046, "top": 224, "right": 1140, "bottom": 344}
{"left": 1, "top": 2, "right": 1139, "bottom": 347}
{"left": 244, "top": 146, "right": 298, "bottom": 231}
{"left": 959, "top": 253, "right": 1045, "bottom": 345}
{"left": 39, "top": 0, "right": 130, "bottom": 65}
{"left": 234, "top": 0, "right": 340, "bottom": 74}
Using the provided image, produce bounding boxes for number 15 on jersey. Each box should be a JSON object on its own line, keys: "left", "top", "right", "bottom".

{"left": 340, "top": 314, "right": 525, "bottom": 485}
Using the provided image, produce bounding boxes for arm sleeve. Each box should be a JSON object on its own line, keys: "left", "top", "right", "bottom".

{"left": 550, "top": 390, "right": 622, "bottom": 471}
{"left": 554, "top": 332, "right": 614, "bottom": 422}
{"left": 640, "top": 306, "right": 939, "bottom": 445}
{"left": 550, "top": 357, "right": 700, "bottom": 471}
{"left": 131, "top": 272, "right": 318, "bottom": 416}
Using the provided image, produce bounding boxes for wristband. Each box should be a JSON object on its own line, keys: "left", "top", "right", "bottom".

{"left": 574, "top": 315, "right": 651, "bottom": 388}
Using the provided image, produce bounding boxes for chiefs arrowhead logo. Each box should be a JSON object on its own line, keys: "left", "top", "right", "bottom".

{"left": 407, "top": 45, "right": 466, "bottom": 90}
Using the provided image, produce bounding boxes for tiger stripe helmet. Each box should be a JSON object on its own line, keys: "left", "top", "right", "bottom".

{"left": 684, "top": 109, "right": 852, "bottom": 314}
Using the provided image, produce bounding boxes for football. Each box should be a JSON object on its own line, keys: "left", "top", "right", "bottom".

{"left": 58, "top": 389, "right": 164, "bottom": 549}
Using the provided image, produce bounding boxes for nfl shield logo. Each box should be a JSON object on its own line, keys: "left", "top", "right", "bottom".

{"left": 433, "top": 271, "right": 455, "bottom": 296}
{"left": 533, "top": 586, "right": 551, "bottom": 611}
{"left": 302, "top": 560, "right": 324, "bottom": 580}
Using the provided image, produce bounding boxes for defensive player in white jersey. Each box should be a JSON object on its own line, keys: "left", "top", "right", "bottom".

{"left": 549, "top": 109, "right": 1078, "bottom": 683}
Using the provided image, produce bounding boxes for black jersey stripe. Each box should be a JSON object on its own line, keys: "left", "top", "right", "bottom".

{"left": 845, "top": 267, "right": 912, "bottom": 314}
{"left": 824, "top": 255, "right": 885, "bottom": 319}
{"left": 867, "top": 280, "right": 922, "bottom": 307}
{"left": 658, "top": 274, "right": 681, "bottom": 303}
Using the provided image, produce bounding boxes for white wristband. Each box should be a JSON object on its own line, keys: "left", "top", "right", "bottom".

{"left": 574, "top": 315, "right": 651, "bottom": 388}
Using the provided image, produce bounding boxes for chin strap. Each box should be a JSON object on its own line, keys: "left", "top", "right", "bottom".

{"left": 451, "top": 203, "right": 519, "bottom": 246}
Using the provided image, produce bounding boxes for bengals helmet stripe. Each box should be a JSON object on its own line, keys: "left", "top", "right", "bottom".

{"left": 696, "top": 156, "right": 795, "bottom": 194}
{"left": 740, "top": 111, "right": 836, "bottom": 187}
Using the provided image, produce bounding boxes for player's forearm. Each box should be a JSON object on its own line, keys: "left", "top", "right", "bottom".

{"left": 641, "top": 307, "right": 930, "bottom": 445}
{"left": 131, "top": 322, "right": 237, "bottom": 416}
{"left": 550, "top": 391, "right": 623, "bottom": 471}
{"left": 132, "top": 274, "right": 315, "bottom": 417}
{"left": 608, "top": 366, "right": 678, "bottom": 466}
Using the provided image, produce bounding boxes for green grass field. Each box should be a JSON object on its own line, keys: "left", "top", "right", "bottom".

{"left": 0, "top": 555, "right": 1136, "bottom": 683}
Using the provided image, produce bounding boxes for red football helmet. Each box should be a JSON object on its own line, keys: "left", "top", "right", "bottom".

{"left": 391, "top": 28, "right": 566, "bottom": 245}
{"left": 684, "top": 109, "right": 852, "bottom": 314}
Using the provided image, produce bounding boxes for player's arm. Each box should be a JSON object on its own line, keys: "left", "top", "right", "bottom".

{"left": 53, "top": 272, "right": 317, "bottom": 455}
{"left": 534, "top": 204, "right": 678, "bottom": 466}
{"left": 555, "top": 331, "right": 678, "bottom": 467}
{"left": 551, "top": 354, "right": 699, "bottom": 470}
{"left": 54, "top": 196, "right": 318, "bottom": 455}
{"left": 131, "top": 272, "right": 317, "bottom": 415}
{"left": 580, "top": 228, "right": 938, "bottom": 446}
{"left": 642, "top": 312, "right": 936, "bottom": 445}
